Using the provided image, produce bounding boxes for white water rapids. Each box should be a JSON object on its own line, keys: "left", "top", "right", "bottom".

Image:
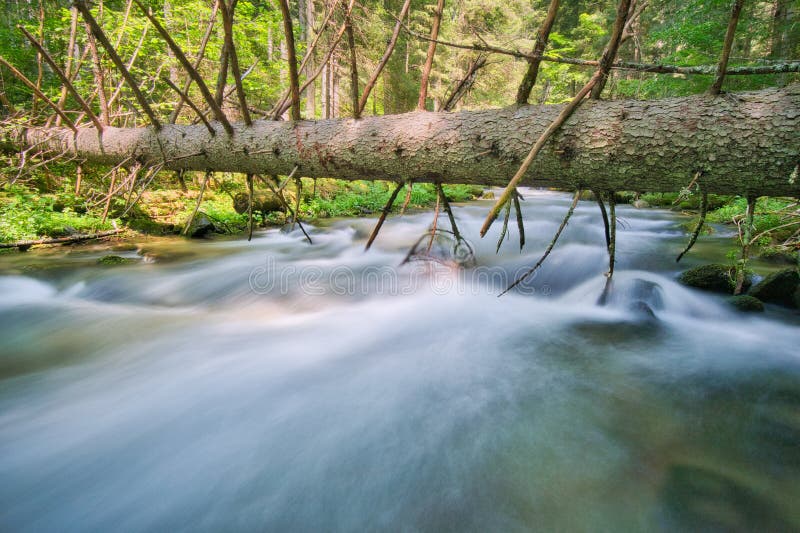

{"left": 1, "top": 190, "right": 798, "bottom": 531}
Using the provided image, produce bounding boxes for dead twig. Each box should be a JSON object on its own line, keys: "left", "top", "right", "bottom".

{"left": 734, "top": 194, "right": 756, "bottom": 294}
{"left": 247, "top": 173, "right": 255, "bottom": 241}
{"left": 513, "top": 189, "right": 525, "bottom": 251}
{"left": 516, "top": 0, "right": 559, "bottom": 104}
{"left": 163, "top": 78, "right": 215, "bottom": 135}
{"left": 481, "top": 0, "right": 630, "bottom": 236}
{"left": 500, "top": 190, "right": 582, "bottom": 296}
{"left": 18, "top": 26, "right": 104, "bottom": 132}
{"left": 365, "top": 181, "right": 405, "bottom": 251}
{"left": 496, "top": 196, "right": 512, "bottom": 253}
{"left": 219, "top": 1, "right": 252, "bottom": 126}
{"left": 132, "top": 0, "right": 232, "bottom": 134}
{"left": 260, "top": 175, "right": 313, "bottom": 244}
{"left": 75, "top": 0, "right": 161, "bottom": 129}
{"left": 0, "top": 55, "right": 77, "bottom": 132}
{"left": 676, "top": 190, "right": 709, "bottom": 262}
{"left": 182, "top": 170, "right": 211, "bottom": 235}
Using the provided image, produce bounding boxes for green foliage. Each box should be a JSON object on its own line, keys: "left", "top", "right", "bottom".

{"left": 300, "top": 180, "right": 482, "bottom": 219}
{"left": 0, "top": 185, "right": 113, "bottom": 242}
{"left": 708, "top": 196, "right": 799, "bottom": 255}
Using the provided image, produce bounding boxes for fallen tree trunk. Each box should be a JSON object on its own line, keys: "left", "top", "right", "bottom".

{"left": 0, "top": 229, "right": 123, "bottom": 250}
{"left": 6, "top": 84, "right": 800, "bottom": 196}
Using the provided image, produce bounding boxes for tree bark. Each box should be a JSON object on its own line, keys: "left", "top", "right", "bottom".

{"left": 417, "top": 0, "right": 445, "bottom": 110}
{"left": 710, "top": 0, "right": 745, "bottom": 95}
{"left": 278, "top": 0, "right": 302, "bottom": 121}
{"left": 516, "top": 0, "right": 559, "bottom": 104}
{"left": 345, "top": 14, "right": 360, "bottom": 119}
{"left": 8, "top": 85, "right": 800, "bottom": 196}
{"left": 589, "top": 0, "right": 631, "bottom": 99}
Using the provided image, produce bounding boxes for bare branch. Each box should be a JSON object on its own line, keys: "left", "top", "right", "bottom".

{"left": 500, "top": 190, "right": 581, "bottom": 296}
{"left": 358, "top": 0, "right": 411, "bottom": 115}
{"left": 590, "top": 0, "right": 632, "bottom": 99}
{"left": 676, "top": 190, "right": 708, "bottom": 262}
{"left": 219, "top": 1, "right": 251, "bottom": 126}
{"left": 170, "top": 2, "right": 218, "bottom": 123}
{"left": 418, "top": 0, "right": 445, "bottom": 110}
{"left": 365, "top": 181, "right": 405, "bottom": 250}
{"left": 402, "top": 26, "right": 800, "bottom": 77}
{"left": 163, "top": 78, "right": 215, "bottom": 135}
{"left": 710, "top": 0, "right": 745, "bottom": 95}
{"left": 516, "top": 0, "right": 559, "bottom": 104}
{"left": 0, "top": 55, "right": 77, "bottom": 132}
{"left": 75, "top": 0, "right": 161, "bottom": 129}
{"left": 131, "top": 0, "right": 233, "bottom": 134}
{"left": 18, "top": 26, "right": 104, "bottom": 132}
{"left": 345, "top": 13, "right": 360, "bottom": 119}
{"left": 278, "top": 0, "right": 301, "bottom": 121}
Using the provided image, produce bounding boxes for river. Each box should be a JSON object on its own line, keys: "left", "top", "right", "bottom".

{"left": 1, "top": 190, "right": 798, "bottom": 531}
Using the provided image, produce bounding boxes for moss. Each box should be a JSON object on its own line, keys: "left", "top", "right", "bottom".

{"left": 748, "top": 268, "right": 799, "bottom": 308}
{"left": 97, "top": 255, "right": 137, "bottom": 266}
{"left": 678, "top": 263, "right": 748, "bottom": 294}
{"left": 728, "top": 295, "right": 764, "bottom": 312}
{"left": 757, "top": 248, "right": 798, "bottom": 265}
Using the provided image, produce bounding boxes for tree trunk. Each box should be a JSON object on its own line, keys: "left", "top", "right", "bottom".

{"left": 321, "top": 61, "right": 329, "bottom": 118}
{"left": 305, "top": 0, "right": 316, "bottom": 118}
{"left": 9, "top": 85, "right": 800, "bottom": 196}
{"left": 417, "top": 0, "right": 445, "bottom": 110}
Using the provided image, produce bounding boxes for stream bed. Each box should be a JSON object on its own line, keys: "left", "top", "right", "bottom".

{"left": 1, "top": 190, "right": 799, "bottom": 531}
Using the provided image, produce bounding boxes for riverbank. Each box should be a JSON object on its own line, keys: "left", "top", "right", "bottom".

{"left": 0, "top": 179, "right": 485, "bottom": 245}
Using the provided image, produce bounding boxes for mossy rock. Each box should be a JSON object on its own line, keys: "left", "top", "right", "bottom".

{"left": 728, "top": 295, "right": 764, "bottom": 312}
{"left": 186, "top": 212, "right": 216, "bottom": 238}
{"left": 97, "top": 255, "right": 137, "bottom": 266}
{"left": 748, "top": 268, "right": 800, "bottom": 308}
{"left": 757, "top": 249, "right": 797, "bottom": 266}
{"left": 613, "top": 191, "right": 637, "bottom": 204}
{"left": 233, "top": 192, "right": 283, "bottom": 215}
{"left": 678, "top": 264, "right": 748, "bottom": 294}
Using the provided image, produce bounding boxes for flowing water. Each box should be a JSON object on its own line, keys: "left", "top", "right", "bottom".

{"left": 1, "top": 190, "right": 799, "bottom": 532}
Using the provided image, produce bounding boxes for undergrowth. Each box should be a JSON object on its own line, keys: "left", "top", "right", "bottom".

{"left": 0, "top": 185, "right": 113, "bottom": 242}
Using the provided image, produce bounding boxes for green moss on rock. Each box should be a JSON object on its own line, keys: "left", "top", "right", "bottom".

{"left": 748, "top": 268, "right": 800, "bottom": 308}
{"left": 678, "top": 264, "right": 745, "bottom": 294}
{"left": 728, "top": 295, "right": 765, "bottom": 312}
{"left": 97, "top": 255, "right": 137, "bottom": 266}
